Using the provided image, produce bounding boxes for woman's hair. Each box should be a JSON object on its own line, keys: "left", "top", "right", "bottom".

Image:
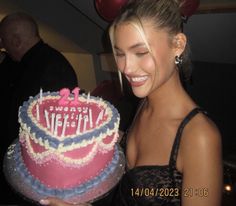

{"left": 109, "top": 0, "right": 191, "bottom": 83}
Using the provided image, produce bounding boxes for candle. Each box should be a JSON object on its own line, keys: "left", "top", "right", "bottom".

{"left": 82, "top": 115, "right": 88, "bottom": 133}
{"left": 61, "top": 115, "right": 69, "bottom": 136}
{"left": 39, "top": 88, "right": 43, "bottom": 104}
{"left": 105, "top": 108, "right": 109, "bottom": 116}
{"left": 70, "top": 87, "right": 80, "bottom": 106}
{"left": 50, "top": 113, "right": 55, "bottom": 133}
{"left": 54, "top": 114, "right": 60, "bottom": 135}
{"left": 76, "top": 114, "right": 82, "bottom": 134}
{"left": 58, "top": 88, "right": 70, "bottom": 105}
{"left": 95, "top": 109, "right": 104, "bottom": 125}
{"left": 86, "top": 92, "right": 90, "bottom": 104}
{"left": 89, "top": 108, "right": 93, "bottom": 128}
{"left": 36, "top": 103, "right": 40, "bottom": 121}
{"left": 44, "top": 110, "right": 50, "bottom": 129}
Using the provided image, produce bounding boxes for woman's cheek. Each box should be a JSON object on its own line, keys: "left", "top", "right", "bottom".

{"left": 116, "top": 59, "right": 125, "bottom": 72}
{"left": 140, "top": 56, "right": 155, "bottom": 73}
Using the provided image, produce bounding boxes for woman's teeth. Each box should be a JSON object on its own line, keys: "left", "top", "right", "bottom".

{"left": 131, "top": 76, "right": 148, "bottom": 82}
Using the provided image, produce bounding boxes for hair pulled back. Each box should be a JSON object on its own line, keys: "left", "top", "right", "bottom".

{"left": 110, "top": 0, "right": 191, "bottom": 81}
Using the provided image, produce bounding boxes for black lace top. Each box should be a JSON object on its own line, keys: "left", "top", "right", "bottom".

{"left": 112, "top": 107, "right": 206, "bottom": 206}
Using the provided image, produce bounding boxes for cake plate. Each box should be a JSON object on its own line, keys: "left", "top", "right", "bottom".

{"left": 3, "top": 139, "right": 125, "bottom": 204}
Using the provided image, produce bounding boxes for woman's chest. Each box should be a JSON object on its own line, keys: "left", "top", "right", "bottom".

{"left": 125, "top": 120, "right": 177, "bottom": 169}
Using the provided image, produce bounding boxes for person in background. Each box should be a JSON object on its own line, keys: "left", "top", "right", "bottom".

{"left": 0, "top": 11, "right": 78, "bottom": 147}
{"left": 34, "top": 0, "right": 224, "bottom": 205}
{"left": 0, "top": 12, "right": 78, "bottom": 205}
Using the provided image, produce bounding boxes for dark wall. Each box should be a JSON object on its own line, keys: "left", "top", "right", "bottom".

{"left": 186, "top": 61, "right": 236, "bottom": 157}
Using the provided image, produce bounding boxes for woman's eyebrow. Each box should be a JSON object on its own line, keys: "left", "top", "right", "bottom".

{"left": 114, "top": 42, "right": 146, "bottom": 51}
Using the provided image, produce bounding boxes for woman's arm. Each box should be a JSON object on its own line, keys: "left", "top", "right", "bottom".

{"left": 181, "top": 118, "right": 223, "bottom": 206}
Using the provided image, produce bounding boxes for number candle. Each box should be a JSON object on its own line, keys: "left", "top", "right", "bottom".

{"left": 70, "top": 87, "right": 80, "bottom": 106}
{"left": 58, "top": 88, "right": 70, "bottom": 105}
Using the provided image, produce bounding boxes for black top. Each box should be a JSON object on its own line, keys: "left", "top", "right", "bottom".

{"left": 1, "top": 41, "right": 78, "bottom": 205}
{"left": 112, "top": 107, "right": 206, "bottom": 206}
{"left": 7, "top": 40, "right": 78, "bottom": 144}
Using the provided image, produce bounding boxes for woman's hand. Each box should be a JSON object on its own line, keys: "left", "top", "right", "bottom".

{"left": 39, "top": 197, "right": 91, "bottom": 206}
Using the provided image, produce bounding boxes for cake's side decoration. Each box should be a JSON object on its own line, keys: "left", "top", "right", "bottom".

{"left": 4, "top": 87, "right": 124, "bottom": 203}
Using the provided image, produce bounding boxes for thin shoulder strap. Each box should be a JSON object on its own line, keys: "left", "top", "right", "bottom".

{"left": 169, "top": 107, "right": 207, "bottom": 168}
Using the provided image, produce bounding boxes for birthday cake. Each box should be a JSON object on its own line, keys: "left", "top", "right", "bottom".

{"left": 5, "top": 87, "right": 124, "bottom": 203}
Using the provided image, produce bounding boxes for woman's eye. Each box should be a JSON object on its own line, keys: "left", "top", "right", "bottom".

{"left": 115, "top": 53, "right": 125, "bottom": 57}
{"left": 136, "top": 51, "right": 149, "bottom": 56}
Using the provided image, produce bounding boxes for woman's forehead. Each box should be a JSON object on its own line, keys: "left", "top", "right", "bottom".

{"left": 115, "top": 21, "right": 169, "bottom": 45}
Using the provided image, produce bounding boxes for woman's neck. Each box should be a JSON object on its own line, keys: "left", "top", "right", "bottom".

{"left": 145, "top": 72, "right": 195, "bottom": 118}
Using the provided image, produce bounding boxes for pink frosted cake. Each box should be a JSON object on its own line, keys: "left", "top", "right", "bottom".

{"left": 10, "top": 87, "right": 122, "bottom": 202}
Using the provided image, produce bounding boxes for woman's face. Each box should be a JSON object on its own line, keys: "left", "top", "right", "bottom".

{"left": 113, "top": 21, "right": 178, "bottom": 98}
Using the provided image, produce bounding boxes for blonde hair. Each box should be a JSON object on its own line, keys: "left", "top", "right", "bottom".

{"left": 109, "top": 0, "right": 191, "bottom": 91}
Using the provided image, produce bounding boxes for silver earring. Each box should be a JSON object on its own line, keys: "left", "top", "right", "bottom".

{"left": 175, "top": 55, "right": 183, "bottom": 65}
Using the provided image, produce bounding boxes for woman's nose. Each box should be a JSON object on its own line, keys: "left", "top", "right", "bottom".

{"left": 123, "top": 57, "right": 134, "bottom": 75}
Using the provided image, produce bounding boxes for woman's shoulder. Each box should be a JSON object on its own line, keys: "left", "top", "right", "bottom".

{"left": 180, "top": 110, "right": 222, "bottom": 158}
{"left": 185, "top": 111, "right": 220, "bottom": 139}
{"left": 178, "top": 110, "right": 223, "bottom": 205}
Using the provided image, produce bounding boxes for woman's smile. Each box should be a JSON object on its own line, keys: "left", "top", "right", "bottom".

{"left": 126, "top": 75, "right": 149, "bottom": 87}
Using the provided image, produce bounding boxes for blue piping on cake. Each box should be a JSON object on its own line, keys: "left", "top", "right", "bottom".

{"left": 19, "top": 92, "right": 120, "bottom": 149}
{"left": 14, "top": 142, "right": 121, "bottom": 199}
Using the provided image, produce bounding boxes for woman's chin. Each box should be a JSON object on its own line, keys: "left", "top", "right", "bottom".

{"left": 132, "top": 88, "right": 148, "bottom": 98}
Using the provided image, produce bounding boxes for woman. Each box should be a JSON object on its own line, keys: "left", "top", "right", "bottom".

{"left": 40, "top": 0, "right": 222, "bottom": 205}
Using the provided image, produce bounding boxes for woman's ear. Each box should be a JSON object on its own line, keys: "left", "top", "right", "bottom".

{"left": 173, "top": 33, "right": 187, "bottom": 56}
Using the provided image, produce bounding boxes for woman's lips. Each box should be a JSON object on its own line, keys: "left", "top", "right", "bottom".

{"left": 126, "top": 75, "right": 148, "bottom": 87}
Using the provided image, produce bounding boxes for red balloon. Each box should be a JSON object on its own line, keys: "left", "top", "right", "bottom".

{"left": 95, "top": 0, "right": 128, "bottom": 22}
{"left": 181, "top": 0, "right": 200, "bottom": 17}
{"left": 95, "top": 0, "right": 199, "bottom": 22}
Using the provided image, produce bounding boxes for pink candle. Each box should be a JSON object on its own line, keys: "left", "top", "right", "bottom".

{"left": 70, "top": 87, "right": 80, "bottom": 106}
{"left": 58, "top": 88, "right": 70, "bottom": 105}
